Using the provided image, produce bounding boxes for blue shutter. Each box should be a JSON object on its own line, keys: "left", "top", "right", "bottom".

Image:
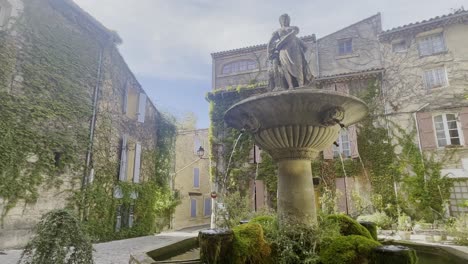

{"left": 193, "top": 168, "right": 200, "bottom": 188}
{"left": 190, "top": 199, "right": 197, "bottom": 218}
{"left": 204, "top": 198, "right": 212, "bottom": 216}
{"left": 137, "top": 93, "right": 147, "bottom": 123}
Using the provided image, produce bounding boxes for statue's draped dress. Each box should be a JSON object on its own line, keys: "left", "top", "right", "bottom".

{"left": 274, "top": 26, "right": 309, "bottom": 86}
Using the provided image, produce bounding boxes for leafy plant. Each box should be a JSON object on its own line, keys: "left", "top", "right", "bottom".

{"left": 18, "top": 210, "right": 94, "bottom": 264}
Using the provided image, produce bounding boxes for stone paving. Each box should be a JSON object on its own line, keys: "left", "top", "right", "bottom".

{"left": 0, "top": 225, "right": 208, "bottom": 264}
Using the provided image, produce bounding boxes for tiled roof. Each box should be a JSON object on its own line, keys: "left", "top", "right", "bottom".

{"left": 211, "top": 34, "right": 316, "bottom": 58}
{"left": 380, "top": 9, "right": 468, "bottom": 39}
{"left": 316, "top": 68, "right": 384, "bottom": 82}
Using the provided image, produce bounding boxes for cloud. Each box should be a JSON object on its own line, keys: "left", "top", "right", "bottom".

{"left": 74, "top": 0, "right": 466, "bottom": 81}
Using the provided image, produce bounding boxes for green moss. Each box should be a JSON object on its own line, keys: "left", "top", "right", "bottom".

{"left": 232, "top": 223, "right": 272, "bottom": 264}
{"left": 327, "top": 214, "right": 374, "bottom": 240}
{"left": 249, "top": 215, "right": 278, "bottom": 241}
{"left": 320, "top": 235, "right": 381, "bottom": 264}
{"left": 359, "top": 221, "right": 378, "bottom": 241}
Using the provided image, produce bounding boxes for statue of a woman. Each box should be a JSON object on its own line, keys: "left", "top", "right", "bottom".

{"left": 267, "top": 14, "right": 311, "bottom": 90}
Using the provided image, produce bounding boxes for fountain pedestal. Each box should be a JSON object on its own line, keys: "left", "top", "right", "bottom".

{"left": 225, "top": 88, "right": 367, "bottom": 227}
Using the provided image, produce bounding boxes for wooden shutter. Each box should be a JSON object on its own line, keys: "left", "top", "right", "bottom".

{"left": 459, "top": 107, "right": 468, "bottom": 146}
{"left": 336, "top": 82, "right": 349, "bottom": 94}
{"left": 119, "top": 135, "right": 128, "bottom": 181}
{"left": 204, "top": 197, "right": 212, "bottom": 216}
{"left": 193, "top": 168, "right": 200, "bottom": 188}
{"left": 133, "top": 143, "right": 141, "bottom": 183}
{"left": 190, "top": 199, "right": 197, "bottom": 218}
{"left": 416, "top": 112, "right": 437, "bottom": 149}
{"left": 348, "top": 125, "right": 359, "bottom": 158}
{"left": 137, "top": 93, "right": 147, "bottom": 123}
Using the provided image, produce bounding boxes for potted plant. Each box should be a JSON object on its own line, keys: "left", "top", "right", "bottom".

{"left": 397, "top": 213, "right": 412, "bottom": 240}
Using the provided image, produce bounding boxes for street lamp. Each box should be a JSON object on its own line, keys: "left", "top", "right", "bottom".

{"left": 196, "top": 146, "right": 205, "bottom": 159}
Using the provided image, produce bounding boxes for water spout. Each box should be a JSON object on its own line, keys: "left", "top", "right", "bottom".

{"left": 223, "top": 131, "right": 244, "bottom": 192}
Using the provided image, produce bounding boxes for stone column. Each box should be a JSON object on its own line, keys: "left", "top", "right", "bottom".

{"left": 277, "top": 159, "right": 317, "bottom": 226}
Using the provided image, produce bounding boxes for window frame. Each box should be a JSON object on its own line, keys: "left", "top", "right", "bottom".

{"left": 337, "top": 38, "right": 353, "bottom": 56}
{"left": 392, "top": 40, "right": 407, "bottom": 53}
{"left": 190, "top": 198, "right": 197, "bottom": 218}
{"left": 423, "top": 67, "right": 448, "bottom": 90}
{"left": 449, "top": 179, "right": 468, "bottom": 216}
{"left": 203, "top": 197, "right": 212, "bottom": 217}
{"left": 417, "top": 32, "right": 446, "bottom": 57}
{"left": 193, "top": 167, "right": 200, "bottom": 189}
{"left": 333, "top": 129, "right": 351, "bottom": 158}
{"left": 432, "top": 113, "right": 463, "bottom": 148}
{"left": 221, "top": 60, "right": 258, "bottom": 75}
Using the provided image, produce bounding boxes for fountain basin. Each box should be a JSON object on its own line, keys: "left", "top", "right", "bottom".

{"left": 224, "top": 87, "right": 368, "bottom": 226}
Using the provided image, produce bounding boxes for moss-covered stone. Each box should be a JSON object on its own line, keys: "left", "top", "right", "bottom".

{"left": 232, "top": 223, "right": 272, "bottom": 264}
{"left": 249, "top": 215, "right": 278, "bottom": 241}
{"left": 328, "top": 214, "right": 374, "bottom": 240}
{"left": 360, "top": 221, "right": 378, "bottom": 240}
{"left": 320, "top": 235, "right": 382, "bottom": 264}
{"left": 199, "top": 229, "right": 234, "bottom": 264}
{"left": 371, "top": 245, "right": 418, "bottom": 264}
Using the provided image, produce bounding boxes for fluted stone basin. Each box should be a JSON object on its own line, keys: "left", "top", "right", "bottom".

{"left": 224, "top": 87, "right": 368, "bottom": 226}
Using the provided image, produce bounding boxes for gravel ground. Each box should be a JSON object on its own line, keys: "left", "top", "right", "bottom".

{"left": 0, "top": 226, "right": 207, "bottom": 264}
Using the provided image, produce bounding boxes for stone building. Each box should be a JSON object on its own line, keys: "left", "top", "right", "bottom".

{"left": 210, "top": 9, "right": 468, "bottom": 216}
{"left": 0, "top": 0, "right": 169, "bottom": 248}
{"left": 172, "top": 129, "right": 211, "bottom": 229}
{"left": 379, "top": 9, "right": 468, "bottom": 216}
{"left": 210, "top": 14, "right": 382, "bottom": 214}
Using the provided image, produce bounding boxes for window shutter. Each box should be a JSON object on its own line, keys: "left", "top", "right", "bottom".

{"left": 119, "top": 135, "right": 128, "bottom": 181}
{"left": 123, "top": 86, "right": 128, "bottom": 114}
{"left": 133, "top": 143, "right": 141, "bottom": 183}
{"left": 348, "top": 125, "right": 359, "bottom": 158}
{"left": 416, "top": 112, "right": 436, "bottom": 149}
{"left": 190, "top": 199, "right": 197, "bottom": 217}
{"left": 459, "top": 108, "right": 468, "bottom": 146}
{"left": 336, "top": 82, "right": 349, "bottom": 94}
{"left": 323, "top": 147, "right": 334, "bottom": 159}
{"left": 137, "top": 93, "right": 147, "bottom": 123}
{"left": 193, "top": 168, "right": 200, "bottom": 188}
{"left": 249, "top": 146, "right": 255, "bottom": 163}
{"left": 204, "top": 197, "right": 212, "bottom": 216}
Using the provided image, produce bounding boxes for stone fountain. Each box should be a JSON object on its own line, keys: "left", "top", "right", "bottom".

{"left": 224, "top": 14, "right": 368, "bottom": 227}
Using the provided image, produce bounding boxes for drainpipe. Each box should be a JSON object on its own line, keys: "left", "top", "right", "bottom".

{"left": 82, "top": 49, "right": 104, "bottom": 190}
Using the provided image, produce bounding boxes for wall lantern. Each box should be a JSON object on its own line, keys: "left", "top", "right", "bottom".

{"left": 210, "top": 191, "right": 217, "bottom": 199}
{"left": 197, "top": 146, "right": 205, "bottom": 159}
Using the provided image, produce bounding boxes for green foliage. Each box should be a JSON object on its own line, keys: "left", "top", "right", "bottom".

{"left": 327, "top": 214, "right": 374, "bottom": 240}
{"left": 320, "top": 235, "right": 381, "bottom": 264}
{"left": 18, "top": 210, "right": 93, "bottom": 264}
{"left": 357, "top": 211, "right": 393, "bottom": 229}
{"left": 445, "top": 214, "right": 468, "bottom": 245}
{"left": 232, "top": 223, "right": 272, "bottom": 264}
{"left": 257, "top": 152, "right": 278, "bottom": 209}
{"left": 249, "top": 215, "right": 278, "bottom": 241}
{"left": 359, "top": 221, "right": 378, "bottom": 241}
{"left": 218, "top": 191, "right": 251, "bottom": 228}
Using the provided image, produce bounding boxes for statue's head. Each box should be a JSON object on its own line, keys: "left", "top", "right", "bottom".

{"left": 279, "top": 14, "right": 290, "bottom": 27}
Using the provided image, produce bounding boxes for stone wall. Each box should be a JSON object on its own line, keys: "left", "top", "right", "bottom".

{"left": 0, "top": 0, "right": 160, "bottom": 248}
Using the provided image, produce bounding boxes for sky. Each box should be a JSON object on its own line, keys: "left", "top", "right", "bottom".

{"left": 74, "top": 0, "right": 466, "bottom": 128}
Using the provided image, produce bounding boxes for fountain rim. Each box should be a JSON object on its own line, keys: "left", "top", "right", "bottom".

{"left": 225, "top": 87, "right": 368, "bottom": 115}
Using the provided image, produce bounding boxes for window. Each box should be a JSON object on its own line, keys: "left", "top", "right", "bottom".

{"left": 433, "top": 114, "right": 461, "bottom": 147}
{"left": 338, "top": 38, "right": 353, "bottom": 55}
{"left": 423, "top": 67, "right": 447, "bottom": 89}
{"left": 222, "top": 60, "right": 257, "bottom": 75}
{"left": 115, "top": 204, "right": 135, "bottom": 231}
{"left": 449, "top": 180, "right": 468, "bottom": 216}
{"left": 204, "top": 197, "right": 212, "bottom": 216}
{"left": 190, "top": 198, "right": 197, "bottom": 218}
{"left": 392, "top": 40, "right": 407, "bottom": 52}
{"left": 418, "top": 33, "right": 446, "bottom": 56}
{"left": 193, "top": 168, "right": 200, "bottom": 188}
{"left": 333, "top": 129, "right": 351, "bottom": 158}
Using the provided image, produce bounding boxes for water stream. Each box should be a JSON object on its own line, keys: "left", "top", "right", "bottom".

{"left": 223, "top": 132, "right": 244, "bottom": 191}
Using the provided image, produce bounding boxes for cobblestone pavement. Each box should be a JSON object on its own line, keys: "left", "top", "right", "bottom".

{"left": 0, "top": 226, "right": 208, "bottom": 264}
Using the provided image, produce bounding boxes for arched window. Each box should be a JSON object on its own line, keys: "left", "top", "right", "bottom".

{"left": 222, "top": 60, "right": 257, "bottom": 75}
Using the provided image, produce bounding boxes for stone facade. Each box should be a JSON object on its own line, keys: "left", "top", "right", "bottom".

{"left": 0, "top": 0, "right": 162, "bottom": 248}
{"left": 380, "top": 9, "right": 468, "bottom": 215}
{"left": 172, "top": 129, "right": 211, "bottom": 229}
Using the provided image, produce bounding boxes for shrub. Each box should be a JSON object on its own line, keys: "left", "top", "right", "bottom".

{"left": 327, "top": 214, "right": 374, "bottom": 240}
{"left": 320, "top": 235, "right": 381, "bottom": 264}
{"left": 249, "top": 215, "right": 278, "bottom": 241}
{"left": 18, "top": 209, "right": 94, "bottom": 264}
{"left": 232, "top": 223, "right": 271, "bottom": 264}
{"left": 357, "top": 211, "right": 393, "bottom": 229}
